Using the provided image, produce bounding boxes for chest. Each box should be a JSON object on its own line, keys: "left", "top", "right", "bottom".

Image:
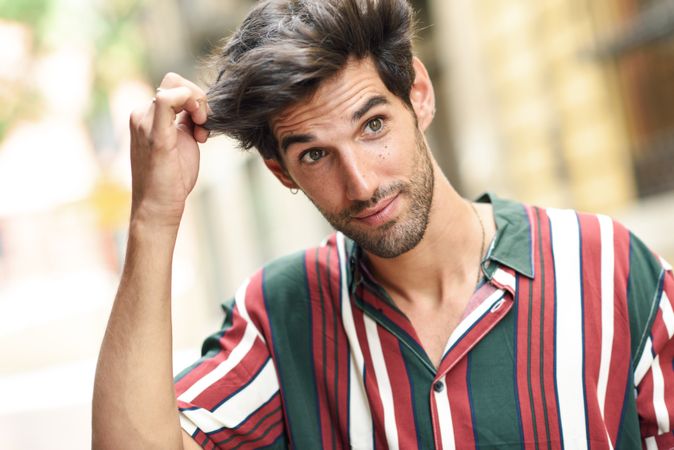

{"left": 273, "top": 279, "right": 638, "bottom": 450}
{"left": 405, "top": 308, "right": 462, "bottom": 368}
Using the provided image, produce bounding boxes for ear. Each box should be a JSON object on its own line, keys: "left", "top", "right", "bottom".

{"left": 409, "top": 57, "right": 436, "bottom": 132}
{"left": 263, "top": 158, "right": 299, "bottom": 189}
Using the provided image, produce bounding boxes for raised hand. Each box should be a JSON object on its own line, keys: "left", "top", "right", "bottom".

{"left": 128, "top": 72, "right": 210, "bottom": 228}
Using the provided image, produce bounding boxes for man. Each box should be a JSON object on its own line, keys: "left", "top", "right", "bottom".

{"left": 92, "top": 0, "right": 674, "bottom": 448}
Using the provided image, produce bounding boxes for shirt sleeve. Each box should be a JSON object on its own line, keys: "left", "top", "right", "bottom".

{"left": 630, "top": 236, "right": 674, "bottom": 448}
{"left": 174, "top": 275, "right": 288, "bottom": 449}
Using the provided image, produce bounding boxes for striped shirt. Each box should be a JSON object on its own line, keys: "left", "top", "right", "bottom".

{"left": 175, "top": 194, "right": 674, "bottom": 449}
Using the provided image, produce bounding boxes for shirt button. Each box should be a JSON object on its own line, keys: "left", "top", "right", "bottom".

{"left": 433, "top": 381, "right": 445, "bottom": 393}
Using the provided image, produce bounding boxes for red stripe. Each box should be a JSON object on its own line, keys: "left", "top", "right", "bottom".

{"left": 637, "top": 370, "right": 658, "bottom": 436}
{"left": 651, "top": 310, "right": 669, "bottom": 358}
{"left": 658, "top": 338, "right": 674, "bottom": 432}
{"left": 650, "top": 431, "right": 674, "bottom": 448}
{"left": 636, "top": 283, "right": 674, "bottom": 437}
{"left": 514, "top": 267, "right": 536, "bottom": 449}
{"left": 377, "top": 325, "right": 419, "bottom": 449}
{"left": 351, "top": 292, "right": 387, "bottom": 449}
{"left": 240, "top": 269, "right": 295, "bottom": 443}
{"left": 174, "top": 273, "right": 273, "bottom": 411}
{"left": 603, "top": 220, "right": 632, "bottom": 442}
{"left": 662, "top": 274, "right": 674, "bottom": 422}
{"left": 360, "top": 286, "right": 418, "bottom": 344}
{"left": 651, "top": 272, "right": 674, "bottom": 353}
{"left": 444, "top": 358, "right": 476, "bottom": 448}
{"left": 192, "top": 344, "right": 270, "bottom": 410}
{"left": 238, "top": 419, "right": 286, "bottom": 450}
{"left": 305, "top": 246, "right": 334, "bottom": 449}
{"left": 576, "top": 213, "right": 609, "bottom": 445}
{"left": 207, "top": 392, "right": 284, "bottom": 446}
{"left": 524, "top": 206, "right": 549, "bottom": 447}
{"left": 175, "top": 303, "right": 249, "bottom": 395}
{"left": 537, "top": 207, "right": 562, "bottom": 447}
{"left": 329, "top": 236, "right": 351, "bottom": 449}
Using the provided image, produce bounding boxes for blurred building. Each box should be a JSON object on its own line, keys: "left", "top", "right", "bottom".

{"left": 427, "top": 0, "right": 674, "bottom": 260}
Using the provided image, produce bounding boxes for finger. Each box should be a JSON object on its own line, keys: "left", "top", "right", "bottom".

{"left": 151, "top": 86, "right": 194, "bottom": 139}
{"left": 158, "top": 72, "right": 208, "bottom": 125}
{"left": 194, "top": 125, "right": 210, "bottom": 144}
{"left": 176, "top": 111, "right": 210, "bottom": 144}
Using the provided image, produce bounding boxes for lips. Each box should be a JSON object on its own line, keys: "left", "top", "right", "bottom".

{"left": 350, "top": 193, "right": 401, "bottom": 227}
{"left": 353, "top": 194, "right": 397, "bottom": 219}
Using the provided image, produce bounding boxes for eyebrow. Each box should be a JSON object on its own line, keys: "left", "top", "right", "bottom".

{"left": 281, "top": 133, "right": 316, "bottom": 153}
{"left": 352, "top": 95, "right": 389, "bottom": 122}
{"left": 280, "top": 95, "right": 390, "bottom": 153}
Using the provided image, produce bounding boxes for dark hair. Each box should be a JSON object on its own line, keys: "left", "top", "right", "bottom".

{"left": 204, "top": 0, "right": 417, "bottom": 162}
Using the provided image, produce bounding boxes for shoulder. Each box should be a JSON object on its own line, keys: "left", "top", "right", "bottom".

{"left": 255, "top": 232, "right": 347, "bottom": 303}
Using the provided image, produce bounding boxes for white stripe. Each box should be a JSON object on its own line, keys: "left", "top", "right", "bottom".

{"left": 364, "top": 316, "right": 399, "bottom": 450}
{"left": 182, "top": 359, "right": 278, "bottom": 432}
{"left": 179, "top": 413, "right": 198, "bottom": 435}
{"left": 635, "top": 338, "right": 654, "bottom": 385}
{"left": 178, "top": 280, "right": 263, "bottom": 403}
{"left": 443, "top": 288, "right": 505, "bottom": 354}
{"left": 548, "top": 208, "right": 588, "bottom": 449}
{"left": 233, "top": 278, "right": 266, "bottom": 343}
{"left": 337, "top": 232, "right": 373, "bottom": 448}
{"left": 597, "top": 215, "right": 614, "bottom": 419}
{"left": 652, "top": 355, "right": 670, "bottom": 433}
{"left": 645, "top": 436, "right": 657, "bottom": 450}
{"left": 492, "top": 267, "right": 516, "bottom": 290}
{"left": 660, "top": 291, "right": 674, "bottom": 338}
{"left": 435, "top": 376, "right": 455, "bottom": 450}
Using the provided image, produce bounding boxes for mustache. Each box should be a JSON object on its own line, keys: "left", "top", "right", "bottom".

{"left": 342, "top": 181, "right": 407, "bottom": 218}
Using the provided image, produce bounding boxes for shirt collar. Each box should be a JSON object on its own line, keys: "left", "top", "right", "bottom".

{"left": 345, "top": 192, "right": 535, "bottom": 293}
{"left": 476, "top": 192, "right": 534, "bottom": 279}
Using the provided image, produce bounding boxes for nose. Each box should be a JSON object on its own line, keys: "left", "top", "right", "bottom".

{"left": 340, "top": 145, "right": 377, "bottom": 202}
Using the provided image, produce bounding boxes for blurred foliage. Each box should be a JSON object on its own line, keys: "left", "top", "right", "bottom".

{"left": 0, "top": 0, "right": 51, "bottom": 141}
{"left": 87, "top": 0, "right": 149, "bottom": 146}
{"left": 0, "top": 0, "right": 151, "bottom": 149}
{"left": 0, "top": 0, "right": 51, "bottom": 36}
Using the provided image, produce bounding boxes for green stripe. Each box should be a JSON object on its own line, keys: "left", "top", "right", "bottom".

{"left": 614, "top": 372, "right": 641, "bottom": 449}
{"left": 262, "top": 251, "right": 322, "bottom": 447}
{"left": 398, "top": 343, "right": 435, "bottom": 448}
{"left": 174, "top": 298, "right": 236, "bottom": 383}
{"left": 314, "top": 248, "right": 335, "bottom": 449}
{"left": 469, "top": 311, "right": 522, "bottom": 447}
{"left": 626, "top": 232, "right": 664, "bottom": 363}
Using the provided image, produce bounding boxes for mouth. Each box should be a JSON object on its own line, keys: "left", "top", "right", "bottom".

{"left": 351, "top": 193, "right": 401, "bottom": 226}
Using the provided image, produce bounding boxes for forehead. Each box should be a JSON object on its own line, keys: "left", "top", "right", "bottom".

{"left": 271, "top": 58, "right": 393, "bottom": 138}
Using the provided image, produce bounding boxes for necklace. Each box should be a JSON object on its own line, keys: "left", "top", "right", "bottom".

{"left": 468, "top": 201, "right": 486, "bottom": 286}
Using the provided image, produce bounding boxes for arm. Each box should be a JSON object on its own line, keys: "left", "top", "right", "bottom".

{"left": 634, "top": 258, "right": 674, "bottom": 448}
{"left": 92, "top": 73, "right": 209, "bottom": 449}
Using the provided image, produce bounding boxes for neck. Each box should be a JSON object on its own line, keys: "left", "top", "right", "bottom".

{"left": 363, "top": 163, "right": 494, "bottom": 310}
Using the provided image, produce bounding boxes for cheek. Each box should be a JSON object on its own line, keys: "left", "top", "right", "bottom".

{"left": 377, "top": 144, "right": 391, "bottom": 161}
{"left": 370, "top": 139, "right": 414, "bottom": 174}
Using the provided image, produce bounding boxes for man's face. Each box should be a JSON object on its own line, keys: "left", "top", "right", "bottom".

{"left": 270, "top": 58, "right": 435, "bottom": 258}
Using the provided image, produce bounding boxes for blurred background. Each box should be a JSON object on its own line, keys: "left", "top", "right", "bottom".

{"left": 1, "top": 0, "right": 673, "bottom": 447}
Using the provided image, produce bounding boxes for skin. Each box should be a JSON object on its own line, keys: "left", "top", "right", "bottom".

{"left": 267, "top": 57, "right": 496, "bottom": 368}
{"left": 92, "top": 72, "right": 206, "bottom": 449}
{"left": 92, "top": 57, "right": 496, "bottom": 449}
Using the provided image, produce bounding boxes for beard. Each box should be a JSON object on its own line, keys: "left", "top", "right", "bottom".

{"left": 309, "top": 129, "right": 434, "bottom": 258}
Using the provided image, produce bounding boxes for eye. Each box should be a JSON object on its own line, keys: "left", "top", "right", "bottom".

{"left": 365, "top": 117, "right": 383, "bottom": 133}
{"left": 300, "top": 148, "right": 326, "bottom": 164}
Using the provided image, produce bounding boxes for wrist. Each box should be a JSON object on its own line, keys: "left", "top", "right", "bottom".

{"left": 130, "top": 199, "right": 185, "bottom": 230}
